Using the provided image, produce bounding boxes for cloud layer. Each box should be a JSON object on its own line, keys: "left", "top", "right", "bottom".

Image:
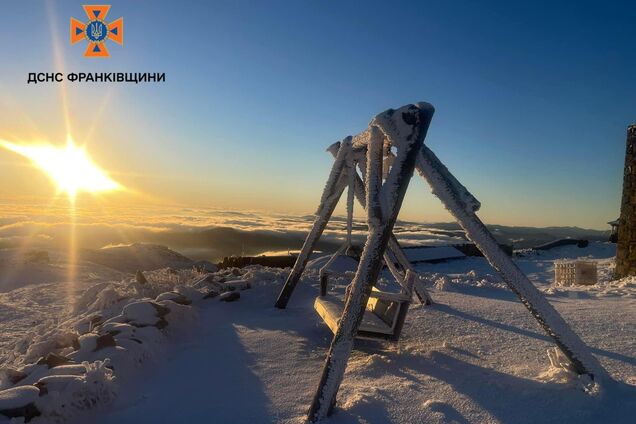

{"left": 0, "top": 203, "right": 610, "bottom": 262}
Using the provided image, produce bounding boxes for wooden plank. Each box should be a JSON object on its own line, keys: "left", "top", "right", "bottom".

{"left": 368, "top": 289, "right": 410, "bottom": 303}
{"left": 314, "top": 296, "right": 393, "bottom": 335}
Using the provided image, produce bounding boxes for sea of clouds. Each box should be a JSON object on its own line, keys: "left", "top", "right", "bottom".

{"left": 0, "top": 203, "right": 610, "bottom": 262}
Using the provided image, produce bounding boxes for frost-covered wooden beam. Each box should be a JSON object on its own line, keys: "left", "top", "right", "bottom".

{"left": 328, "top": 142, "right": 433, "bottom": 304}
{"left": 387, "top": 235, "right": 431, "bottom": 304}
{"left": 276, "top": 135, "right": 433, "bottom": 309}
{"left": 416, "top": 145, "right": 608, "bottom": 383}
{"left": 319, "top": 243, "right": 349, "bottom": 296}
{"left": 308, "top": 103, "right": 434, "bottom": 422}
{"left": 274, "top": 140, "right": 351, "bottom": 309}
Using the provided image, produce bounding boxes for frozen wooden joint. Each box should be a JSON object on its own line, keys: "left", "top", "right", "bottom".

{"left": 273, "top": 102, "right": 609, "bottom": 422}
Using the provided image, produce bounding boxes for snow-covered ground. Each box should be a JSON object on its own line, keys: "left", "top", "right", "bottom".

{"left": 0, "top": 241, "right": 634, "bottom": 423}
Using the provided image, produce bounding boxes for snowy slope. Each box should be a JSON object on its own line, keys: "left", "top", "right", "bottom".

{"left": 0, "top": 244, "right": 197, "bottom": 369}
{"left": 91, "top": 242, "right": 634, "bottom": 424}
{"left": 78, "top": 244, "right": 196, "bottom": 273}
{"left": 0, "top": 242, "right": 634, "bottom": 423}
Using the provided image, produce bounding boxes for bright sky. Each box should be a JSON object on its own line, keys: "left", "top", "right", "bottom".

{"left": 0, "top": 0, "right": 634, "bottom": 229}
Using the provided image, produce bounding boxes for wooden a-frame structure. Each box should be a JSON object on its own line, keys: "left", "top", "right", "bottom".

{"left": 274, "top": 102, "right": 608, "bottom": 422}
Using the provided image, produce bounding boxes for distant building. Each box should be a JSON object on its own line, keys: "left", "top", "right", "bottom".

{"left": 608, "top": 219, "right": 619, "bottom": 243}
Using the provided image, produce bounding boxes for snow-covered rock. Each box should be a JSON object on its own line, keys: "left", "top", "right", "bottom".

{"left": 219, "top": 291, "right": 240, "bottom": 302}
{"left": 0, "top": 385, "right": 39, "bottom": 409}
{"left": 194, "top": 260, "right": 219, "bottom": 273}
{"left": 122, "top": 301, "right": 170, "bottom": 328}
{"left": 24, "top": 332, "right": 77, "bottom": 364}
{"left": 73, "top": 333, "right": 117, "bottom": 356}
{"left": 223, "top": 279, "right": 251, "bottom": 291}
{"left": 34, "top": 360, "right": 116, "bottom": 421}
{"left": 0, "top": 385, "right": 40, "bottom": 421}
{"left": 155, "top": 291, "right": 191, "bottom": 305}
{"left": 174, "top": 285, "right": 207, "bottom": 302}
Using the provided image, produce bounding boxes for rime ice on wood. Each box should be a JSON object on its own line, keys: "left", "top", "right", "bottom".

{"left": 308, "top": 107, "right": 431, "bottom": 420}
{"left": 274, "top": 138, "right": 350, "bottom": 308}
{"left": 416, "top": 144, "right": 607, "bottom": 383}
{"left": 273, "top": 101, "right": 609, "bottom": 422}
{"left": 331, "top": 138, "right": 433, "bottom": 305}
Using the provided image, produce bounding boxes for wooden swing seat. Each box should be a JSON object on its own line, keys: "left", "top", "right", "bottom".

{"left": 314, "top": 287, "right": 410, "bottom": 342}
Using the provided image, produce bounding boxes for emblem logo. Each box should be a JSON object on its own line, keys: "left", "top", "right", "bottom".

{"left": 70, "top": 5, "right": 123, "bottom": 58}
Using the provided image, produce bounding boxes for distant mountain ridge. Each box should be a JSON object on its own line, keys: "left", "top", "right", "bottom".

{"left": 413, "top": 222, "right": 608, "bottom": 249}
{"left": 152, "top": 222, "right": 610, "bottom": 260}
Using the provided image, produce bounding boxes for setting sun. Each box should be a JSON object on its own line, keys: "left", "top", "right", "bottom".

{"left": 0, "top": 136, "right": 121, "bottom": 199}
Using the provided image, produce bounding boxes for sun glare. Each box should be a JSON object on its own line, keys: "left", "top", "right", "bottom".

{"left": 0, "top": 136, "right": 121, "bottom": 199}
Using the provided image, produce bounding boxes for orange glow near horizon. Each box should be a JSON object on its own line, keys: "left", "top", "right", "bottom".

{"left": 0, "top": 135, "right": 124, "bottom": 303}
{"left": 0, "top": 136, "right": 122, "bottom": 201}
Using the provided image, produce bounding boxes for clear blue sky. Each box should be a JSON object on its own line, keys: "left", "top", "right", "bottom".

{"left": 0, "top": 0, "right": 634, "bottom": 229}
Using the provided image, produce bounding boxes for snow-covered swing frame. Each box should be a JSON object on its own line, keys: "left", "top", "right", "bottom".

{"left": 314, "top": 143, "right": 424, "bottom": 342}
{"left": 274, "top": 102, "right": 608, "bottom": 422}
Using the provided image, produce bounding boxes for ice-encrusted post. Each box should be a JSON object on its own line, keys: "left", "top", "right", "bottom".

{"left": 307, "top": 104, "right": 434, "bottom": 421}
{"left": 327, "top": 147, "right": 433, "bottom": 304}
{"left": 616, "top": 124, "right": 636, "bottom": 277}
{"left": 416, "top": 145, "right": 608, "bottom": 383}
{"left": 274, "top": 139, "right": 351, "bottom": 309}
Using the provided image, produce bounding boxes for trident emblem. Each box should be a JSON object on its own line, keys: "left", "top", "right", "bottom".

{"left": 70, "top": 5, "right": 123, "bottom": 58}
{"left": 90, "top": 22, "right": 103, "bottom": 40}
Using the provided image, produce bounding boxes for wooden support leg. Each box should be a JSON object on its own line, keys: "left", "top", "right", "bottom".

{"left": 383, "top": 250, "right": 405, "bottom": 286}
{"left": 327, "top": 147, "right": 433, "bottom": 305}
{"left": 274, "top": 140, "right": 350, "bottom": 309}
{"left": 319, "top": 273, "right": 329, "bottom": 297}
{"left": 416, "top": 145, "right": 608, "bottom": 383}
{"left": 388, "top": 235, "right": 432, "bottom": 304}
{"left": 319, "top": 243, "right": 349, "bottom": 296}
{"left": 308, "top": 109, "right": 428, "bottom": 420}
